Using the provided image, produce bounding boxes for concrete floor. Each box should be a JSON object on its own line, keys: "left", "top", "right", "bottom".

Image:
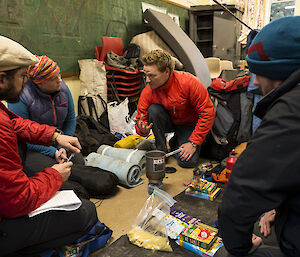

{"left": 91, "top": 156, "right": 197, "bottom": 242}
{"left": 91, "top": 143, "right": 246, "bottom": 243}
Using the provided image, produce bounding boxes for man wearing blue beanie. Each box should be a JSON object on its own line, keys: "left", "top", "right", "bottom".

{"left": 217, "top": 16, "right": 300, "bottom": 257}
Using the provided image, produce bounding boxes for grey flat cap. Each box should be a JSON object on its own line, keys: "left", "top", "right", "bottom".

{"left": 0, "top": 35, "right": 39, "bottom": 71}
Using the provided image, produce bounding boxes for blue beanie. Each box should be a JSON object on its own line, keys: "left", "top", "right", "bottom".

{"left": 246, "top": 16, "right": 300, "bottom": 80}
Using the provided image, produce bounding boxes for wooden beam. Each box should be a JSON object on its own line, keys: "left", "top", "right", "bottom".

{"left": 61, "top": 73, "right": 79, "bottom": 78}
{"left": 162, "top": 0, "right": 189, "bottom": 9}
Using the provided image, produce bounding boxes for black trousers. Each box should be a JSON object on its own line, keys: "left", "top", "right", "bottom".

{"left": 0, "top": 199, "right": 98, "bottom": 257}
{"left": 23, "top": 150, "right": 85, "bottom": 177}
{"left": 148, "top": 104, "right": 201, "bottom": 168}
{"left": 22, "top": 150, "right": 90, "bottom": 199}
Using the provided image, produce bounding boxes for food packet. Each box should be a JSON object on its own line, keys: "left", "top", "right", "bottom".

{"left": 127, "top": 188, "right": 176, "bottom": 252}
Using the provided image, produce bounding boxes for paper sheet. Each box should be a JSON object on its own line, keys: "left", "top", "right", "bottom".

{"left": 28, "top": 190, "right": 82, "bottom": 217}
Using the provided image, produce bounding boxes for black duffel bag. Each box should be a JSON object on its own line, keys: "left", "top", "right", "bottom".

{"left": 70, "top": 164, "right": 119, "bottom": 198}
{"left": 75, "top": 115, "right": 118, "bottom": 156}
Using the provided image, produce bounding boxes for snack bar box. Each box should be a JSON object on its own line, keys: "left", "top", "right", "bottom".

{"left": 177, "top": 236, "right": 223, "bottom": 257}
{"left": 185, "top": 186, "right": 221, "bottom": 201}
{"left": 179, "top": 223, "right": 218, "bottom": 250}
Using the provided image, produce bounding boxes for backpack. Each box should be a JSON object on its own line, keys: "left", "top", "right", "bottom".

{"left": 201, "top": 76, "right": 253, "bottom": 161}
{"left": 41, "top": 220, "right": 112, "bottom": 257}
{"left": 75, "top": 115, "right": 118, "bottom": 156}
{"left": 123, "top": 43, "right": 140, "bottom": 59}
{"left": 78, "top": 94, "right": 110, "bottom": 131}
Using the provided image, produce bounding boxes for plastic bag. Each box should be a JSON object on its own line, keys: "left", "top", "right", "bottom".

{"left": 107, "top": 98, "right": 130, "bottom": 136}
{"left": 126, "top": 110, "right": 137, "bottom": 135}
{"left": 127, "top": 188, "right": 176, "bottom": 252}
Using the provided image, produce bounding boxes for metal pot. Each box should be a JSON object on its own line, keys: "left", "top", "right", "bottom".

{"left": 145, "top": 148, "right": 182, "bottom": 184}
{"left": 145, "top": 150, "right": 166, "bottom": 184}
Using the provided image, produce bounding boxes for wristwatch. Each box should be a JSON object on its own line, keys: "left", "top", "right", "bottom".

{"left": 52, "top": 129, "right": 64, "bottom": 144}
{"left": 189, "top": 141, "right": 198, "bottom": 148}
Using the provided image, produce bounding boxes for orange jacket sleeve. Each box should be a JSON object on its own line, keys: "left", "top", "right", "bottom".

{"left": 188, "top": 75, "right": 215, "bottom": 145}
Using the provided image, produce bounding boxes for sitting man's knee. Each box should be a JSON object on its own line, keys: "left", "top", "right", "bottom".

{"left": 177, "top": 156, "right": 199, "bottom": 168}
{"left": 148, "top": 104, "right": 164, "bottom": 118}
{"left": 177, "top": 160, "right": 198, "bottom": 168}
{"left": 76, "top": 199, "right": 98, "bottom": 230}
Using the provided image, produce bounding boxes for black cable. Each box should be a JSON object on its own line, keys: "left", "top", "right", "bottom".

{"left": 212, "top": 0, "right": 255, "bottom": 32}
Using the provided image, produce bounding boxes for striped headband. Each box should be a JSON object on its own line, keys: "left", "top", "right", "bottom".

{"left": 27, "top": 55, "right": 60, "bottom": 84}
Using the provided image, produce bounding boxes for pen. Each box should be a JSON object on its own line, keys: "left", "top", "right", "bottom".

{"left": 66, "top": 153, "right": 75, "bottom": 162}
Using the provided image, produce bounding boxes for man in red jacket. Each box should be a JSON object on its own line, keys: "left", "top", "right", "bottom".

{"left": 136, "top": 50, "right": 215, "bottom": 168}
{"left": 0, "top": 35, "right": 97, "bottom": 256}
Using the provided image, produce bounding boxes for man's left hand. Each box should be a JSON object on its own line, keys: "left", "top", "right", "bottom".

{"left": 56, "top": 135, "right": 81, "bottom": 154}
{"left": 55, "top": 148, "right": 67, "bottom": 163}
{"left": 259, "top": 209, "right": 276, "bottom": 237}
{"left": 179, "top": 142, "right": 197, "bottom": 161}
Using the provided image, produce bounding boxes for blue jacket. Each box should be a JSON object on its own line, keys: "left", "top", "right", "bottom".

{"left": 8, "top": 80, "right": 76, "bottom": 157}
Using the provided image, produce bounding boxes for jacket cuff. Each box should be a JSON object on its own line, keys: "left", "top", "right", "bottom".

{"left": 135, "top": 125, "right": 149, "bottom": 137}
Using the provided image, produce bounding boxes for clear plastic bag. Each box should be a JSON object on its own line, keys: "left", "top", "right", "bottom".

{"left": 126, "top": 110, "right": 137, "bottom": 135}
{"left": 127, "top": 188, "right": 176, "bottom": 252}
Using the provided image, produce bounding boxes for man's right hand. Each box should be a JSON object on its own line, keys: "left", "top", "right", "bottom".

{"left": 52, "top": 162, "right": 73, "bottom": 182}
{"left": 249, "top": 234, "right": 263, "bottom": 253}
{"left": 136, "top": 113, "right": 153, "bottom": 135}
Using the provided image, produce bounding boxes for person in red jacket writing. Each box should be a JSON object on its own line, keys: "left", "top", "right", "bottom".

{"left": 0, "top": 36, "right": 97, "bottom": 257}
{"left": 135, "top": 49, "right": 215, "bottom": 168}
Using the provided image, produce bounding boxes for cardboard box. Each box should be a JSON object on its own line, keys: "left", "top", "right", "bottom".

{"left": 163, "top": 214, "right": 186, "bottom": 239}
{"left": 170, "top": 208, "right": 202, "bottom": 225}
{"left": 177, "top": 237, "right": 223, "bottom": 257}
{"left": 179, "top": 223, "right": 218, "bottom": 250}
{"left": 191, "top": 179, "right": 217, "bottom": 194}
{"left": 185, "top": 186, "right": 221, "bottom": 201}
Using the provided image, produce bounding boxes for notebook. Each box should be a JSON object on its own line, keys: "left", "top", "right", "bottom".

{"left": 28, "top": 190, "right": 82, "bottom": 217}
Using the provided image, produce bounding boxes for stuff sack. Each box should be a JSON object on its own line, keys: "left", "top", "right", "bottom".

{"left": 42, "top": 220, "right": 112, "bottom": 257}
{"left": 61, "top": 220, "right": 112, "bottom": 257}
{"left": 60, "top": 180, "right": 90, "bottom": 200}
{"left": 75, "top": 115, "right": 118, "bottom": 156}
{"left": 70, "top": 164, "right": 119, "bottom": 198}
{"left": 201, "top": 76, "right": 253, "bottom": 161}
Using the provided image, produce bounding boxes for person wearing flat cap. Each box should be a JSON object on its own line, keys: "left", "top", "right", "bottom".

{"left": 8, "top": 56, "right": 84, "bottom": 176}
{"left": 0, "top": 36, "right": 97, "bottom": 256}
{"left": 215, "top": 16, "right": 300, "bottom": 257}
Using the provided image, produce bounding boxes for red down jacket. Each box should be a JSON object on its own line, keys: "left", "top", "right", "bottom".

{"left": 0, "top": 102, "right": 62, "bottom": 221}
{"left": 136, "top": 70, "right": 215, "bottom": 145}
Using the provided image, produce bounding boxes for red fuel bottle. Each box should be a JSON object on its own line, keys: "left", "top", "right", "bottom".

{"left": 226, "top": 149, "right": 237, "bottom": 171}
